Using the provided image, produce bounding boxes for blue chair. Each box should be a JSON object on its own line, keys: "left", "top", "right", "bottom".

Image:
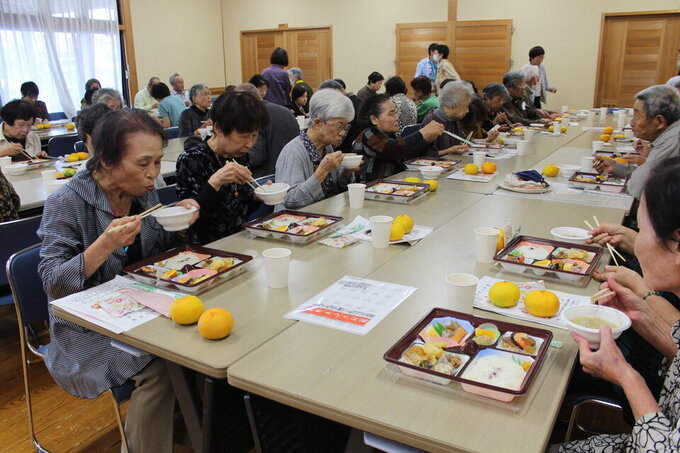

{"left": 165, "top": 127, "right": 179, "bottom": 139}
{"left": 7, "top": 245, "right": 134, "bottom": 452}
{"left": 401, "top": 124, "right": 421, "bottom": 138}
{"left": 48, "top": 112, "right": 67, "bottom": 121}
{"left": 48, "top": 135, "right": 81, "bottom": 157}
{"left": 0, "top": 215, "right": 42, "bottom": 306}
{"left": 247, "top": 174, "right": 275, "bottom": 221}
{"left": 74, "top": 140, "right": 86, "bottom": 154}
{"left": 157, "top": 184, "right": 178, "bottom": 205}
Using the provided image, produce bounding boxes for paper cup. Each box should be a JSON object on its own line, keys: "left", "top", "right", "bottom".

{"left": 600, "top": 107, "right": 608, "bottom": 117}
{"left": 41, "top": 170, "right": 57, "bottom": 182}
{"left": 561, "top": 105, "right": 568, "bottom": 113}
{"left": 516, "top": 140, "right": 529, "bottom": 156}
{"left": 580, "top": 156, "right": 595, "bottom": 172}
{"left": 347, "top": 183, "right": 365, "bottom": 209}
{"left": 624, "top": 129, "right": 634, "bottom": 139}
{"left": 198, "top": 128, "right": 208, "bottom": 140}
{"left": 473, "top": 151, "right": 486, "bottom": 168}
{"left": 0, "top": 156, "right": 11, "bottom": 169}
{"left": 474, "top": 227, "right": 500, "bottom": 263}
{"left": 262, "top": 248, "right": 292, "bottom": 288}
{"left": 297, "top": 115, "right": 306, "bottom": 129}
{"left": 445, "top": 273, "right": 479, "bottom": 313}
{"left": 523, "top": 129, "right": 534, "bottom": 142}
{"left": 370, "top": 215, "right": 393, "bottom": 249}
{"left": 616, "top": 115, "right": 626, "bottom": 130}
{"left": 586, "top": 111, "right": 596, "bottom": 122}
{"left": 592, "top": 140, "right": 604, "bottom": 152}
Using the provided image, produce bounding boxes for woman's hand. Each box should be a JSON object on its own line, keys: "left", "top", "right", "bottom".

{"left": 587, "top": 222, "right": 634, "bottom": 251}
{"left": 419, "top": 121, "right": 445, "bottom": 142}
{"left": 314, "top": 151, "right": 344, "bottom": 183}
{"left": 176, "top": 199, "right": 200, "bottom": 226}
{"left": 597, "top": 275, "right": 649, "bottom": 325}
{"left": 104, "top": 216, "right": 142, "bottom": 251}
{"left": 208, "top": 161, "right": 252, "bottom": 190}
{"left": 443, "top": 144, "right": 468, "bottom": 155}
{"left": 493, "top": 112, "right": 508, "bottom": 125}
{"left": 623, "top": 153, "right": 645, "bottom": 166}
{"left": 36, "top": 150, "right": 48, "bottom": 158}
{"left": 0, "top": 143, "right": 25, "bottom": 157}
{"left": 593, "top": 157, "right": 616, "bottom": 174}
{"left": 486, "top": 129, "right": 500, "bottom": 141}
{"left": 572, "top": 325, "right": 634, "bottom": 388}
{"left": 592, "top": 265, "right": 649, "bottom": 296}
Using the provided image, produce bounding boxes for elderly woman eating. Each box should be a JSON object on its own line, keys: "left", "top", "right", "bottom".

{"left": 275, "top": 89, "right": 357, "bottom": 210}
{"left": 501, "top": 71, "right": 549, "bottom": 125}
{"left": 179, "top": 83, "right": 212, "bottom": 138}
{"left": 176, "top": 92, "right": 269, "bottom": 244}
{"left": 421, "top": 81, "right": 473, "bottom": 157}
{"left": 353, "top": 94, "right": 443, "bottom": 181}
{"left": 38, "top": 109, "right": 199, "bottom": 452}
{"left": 0, "top": 100, "right": 48, "bottom": 161}
{"left": 481, "top": 83, "right": 510, "bottom": 131}
{"left": 459, "top": 95, "right": 500, "bottom": 142}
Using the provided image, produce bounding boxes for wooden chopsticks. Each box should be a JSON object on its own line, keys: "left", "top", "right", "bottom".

{"left": 585, "top": 216, "right": 627, "bottom": 266}
{"left": 590, "top": 288, "right": 616, "bottom": 303}
{"left": 107, "top": 203, "right": 164, "bottom": 234}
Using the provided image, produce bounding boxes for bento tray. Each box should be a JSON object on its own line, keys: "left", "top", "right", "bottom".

{"left": 493, "top": 235, "right": 604, "bottom": 286}
{"left": 404, "top": 157, "right": 460, "bottom": 172}
{"left": 568, "top": 172, "right": 627, "bottom": 193}
{"left": 384, "top": 308, "right": 553, "bottom": 402}
{"left": 26, "top": 157, "right": 58, "bottom": 169}
{"left": 242, "top": 210, "right": 343, "bottom": 245}
{"left": 123, "top": 244, "right": 252, "bottom": 293}
{"left": 364, "top": 179, "right": 430, "bottom": 204}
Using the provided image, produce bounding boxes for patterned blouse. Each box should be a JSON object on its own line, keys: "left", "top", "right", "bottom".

{"left": 390, "top": 93, "right": 418, "bottom": 131}
{"left": 0, "top": 170, "right": 20, "bottom": 222}
{"left": 175, "top": 141, "right": 260, "bottom": 245}
{"left": 557, "top": 321, "right": 680, "bottom": 452}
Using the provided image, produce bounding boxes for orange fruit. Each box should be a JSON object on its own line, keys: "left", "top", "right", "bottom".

{"left": 66, "top": 153, "right": 80, "bottom": 162}
{"left": 524, "top": 290, "right": 560, "bottom": 318}
{"left": 403, "top": 176, "right": 421, "bottom": 183}
{"left": 543, "top": 164, "right": 559, "bottom": 177}
{"left": 394, "top": 215, "right": 414, "bottom": 234}
{"left": 602, "top": 127, "right": 614, "bottom": 135}
{"left": 66, "top": 123, "right": 75, "bottom": 130}
{"left": 423, "top": 179, "right": 438, "bottom": 191}
{"left": 463, "top": 163, "right": 479, "bottom": 175}
{"left": 599, "top": 134, "right": 611, "bottom": 142}
{"left": 390, "top": 222, "right": 405, "bottom": 241}
{"left": 488, "top": 281, "right": 520, "bottom": 308}
{"left": 560, "top": 126, "right": 567, "bottom": 133}
{"left": 495, "top": 228, "right": 505, "bottom": 253}
{"left": 76, "top": 152, "right": 89, "bottom": 160}
{"left": 169, "top": 295, "right": 205, "bottom": 324}
{"left": 613, "top": 157, "right": 627, "bottom": 165}
{"left": 43, "top": 123, "right": 52, "bottom": 129}
{"left": 198, "top": 308, "right": 234, "bottom": 340}
{"left": 481, "top": 161, "right": 496, "bottom": 174}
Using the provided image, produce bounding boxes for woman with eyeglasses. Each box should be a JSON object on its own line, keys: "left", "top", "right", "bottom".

{"left": 275, "top": 88, "right": 359, "bottom": 210}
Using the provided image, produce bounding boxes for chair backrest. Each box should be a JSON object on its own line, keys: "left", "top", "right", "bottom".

{"left": 74, "top": 140, "right": 86, "bottom": 154}
{"left": 7, "top": 244, "right": 48, "bottom": 327}
{"left": 0, "top": 215, "right": 42, "bottom": 287}
{"left": 48, "top": 135, "right": 81, "bottom": 157}
{"left": 165, "top": 127, "right": 179, "bottom": 139}
{"left": 157, "top": 184, "right": 178, "bottom": 205}
{"left": 48, "top": 112, "right": 68, "bottom": 121}
{"left": 401, "top": 124, "right": 421, "bottom": 138}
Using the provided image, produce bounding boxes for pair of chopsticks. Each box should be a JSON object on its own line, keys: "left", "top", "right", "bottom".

{"left": 227, "top": 158, "right": 262, "bottom": 191}
{"left": 107, "top": 203, "right": 164, "bottom": 234}
{"left": 590, "top": 288, "right": 616, "bottom": 303}
{"left": 443, "top": 130, "right": 475, "bottom": 147}
{"left": 19, "top": 149, "right": 33, "bottom": 161}
{"left": 584, "top": 215, "right": 627, "bottom": 266}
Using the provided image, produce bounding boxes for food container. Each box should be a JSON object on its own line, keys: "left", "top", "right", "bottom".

{"left": 4, "top": 163, "right": 28, "bottom": 176}
{"left": 123, "top": 244, "right": 252, "bottom": 293}
{"left": 255, "top": 182, "right": 289, "bottom": 205}
{"left": 419, "top": 166, "right": 443, "bottom": 180}
{"left": 562, "top": 305, "right": 631, "bottom": 349}
{"left": 493, "top": 235, "right": 604, "bottom": 286}
{"left": 384, "top": 308, "right": 553, "bottom": 402}
{"left": 364, "top": 180, "right": 430, "bottom": 204}
{"left": 27, "top": 158, "right": 58, "bottom": 169}
{"left": 151, "top": 206, "right": 198, "bottom": 231}
{"left": 341, "top": 153, "right": 362, "bottom": 170}
{"left": 243, "top": 210, "right": 343, "bottom": 245}
{"left": 557, "top": 164, "right": 580, "bottom": 179}
{"left": 568, "top": 172, "right": 627, "bottom": 193}
{"left": 550, "top": 227, "right": 591, "bottom": 245}
{"left": 404, "top": 157, "right": 459, "bottom": 172}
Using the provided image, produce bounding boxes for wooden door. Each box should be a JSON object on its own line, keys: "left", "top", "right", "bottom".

{"left": 240, "top": 31, "right": 283, "bottom": 81}
{"left": 595, "top": 12, "right": 680, "bottom": 108}
{"left": 450, "top": 20, "right": 513, "bottom": 92}
{"left": 395, "top": 22, "right": 449, "bottom": 85}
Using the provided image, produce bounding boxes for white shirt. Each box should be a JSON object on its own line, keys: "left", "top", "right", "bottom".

{"left": 0, "top": 122, "right": 42, "bottom": 159}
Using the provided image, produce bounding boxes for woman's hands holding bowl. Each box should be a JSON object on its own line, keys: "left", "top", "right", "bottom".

{"left": 571, "top": 325, "right": 635, "bottom": 388}
{"left": 176, "top": 198, "right": 200, "bottom": 226}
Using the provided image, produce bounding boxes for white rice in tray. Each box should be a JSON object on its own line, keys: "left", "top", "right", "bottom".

{"left": 461, "top": 354, "right": 527, "bottom": 391}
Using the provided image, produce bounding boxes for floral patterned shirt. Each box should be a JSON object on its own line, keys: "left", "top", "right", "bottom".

{"left": 0, "top": 170, "right": 20, "bottom": 222}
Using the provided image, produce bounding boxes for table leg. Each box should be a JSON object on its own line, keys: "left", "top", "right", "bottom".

{"left": 166, "top": 360, "right": 205, "bottom": 453}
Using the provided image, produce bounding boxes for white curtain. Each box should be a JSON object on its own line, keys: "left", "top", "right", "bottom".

{"left": 0, "top": 0, "right": 121, "bottom": 118}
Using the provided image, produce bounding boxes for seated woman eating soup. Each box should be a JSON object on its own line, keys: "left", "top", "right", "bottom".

{"left": 38, "top": 109, "right": 199, "bottom": 452}
{"left": 421, "top": 80, "right": 473, "bottom": 157}
{"left": 275, "top": 88, "right": 358, "bottom": 210}
{"left": 176, "top": 91, "right": 269, "bottom": 244}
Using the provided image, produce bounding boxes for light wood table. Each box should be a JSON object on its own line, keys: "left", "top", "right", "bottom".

{"left": 227, "top": 195, "right": 628, "bottom": 453}
{"left": 162, "top": 137, "right": 187, "bottom": 162}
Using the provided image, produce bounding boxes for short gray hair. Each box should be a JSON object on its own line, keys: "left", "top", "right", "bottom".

{"left": 189, "top": 83, "right": 209, "bottom": 104}
{"left": 438, "top": 81, "right": 473, "bottom": 108}
{"left": 635, "top": 84, "right": 680, "bottom": 125}
{"left": 503, "top": 71, "right": 525, "bottom": 89}
{"left": 309, "top": 88, "right": 354, "bottom": 123}
{"left": 523, "top": 65, "right": 539, "bottom": 82}
{"left": 318, "top": 79, "right": 344, "bottom": 90}
{"left": 482, "top": 82, "right": 509, "bottom": 100}
{"left": 148, "top": 76, "right": 159, "bottom": 86}
{"left": 288, "top": 67, "right": 303, "bottom": 80}
{"left": 169, "top": 73, "right": 182, "bottom": 85}
{"left": 92, "top": 88, "right": 123, "bottom": 106}
{"left": 234, "top": 83, "right": 260, "bottom": 99}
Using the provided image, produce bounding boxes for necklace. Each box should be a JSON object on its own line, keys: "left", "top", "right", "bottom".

{"left": 210, "top": 146, "right": 239, "bottom": 198}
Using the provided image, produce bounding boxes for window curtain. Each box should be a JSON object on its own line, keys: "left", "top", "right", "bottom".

{"left": 0, "top": 0, "right": 121, "bottom": 118}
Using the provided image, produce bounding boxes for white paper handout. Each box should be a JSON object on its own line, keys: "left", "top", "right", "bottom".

{"left": 284, "top": 275, "right": 417, "bottom": 335}
{"left": 473, "top": 276, "right": 592, "bottom": 330}
{"left": 447, "top": 169, "right": 498, "bottom": 183}
{"left": 51, "top": 275, "right": 184, "bottom": 333}
{"left": 329, "top": 215, "right": 432, "bottom": 246}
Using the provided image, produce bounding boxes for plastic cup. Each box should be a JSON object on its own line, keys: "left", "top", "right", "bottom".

{"left": 474, "top": 227, "right": 500, "bottom": 263}
{"left": 552, "top": 125, "right": 561, "bottom": 136}
{"left": 347, "top": 183, "right": 365, "bottom": 209}
{"left": 370, "top": 215, "right": 393, "bottom": 249}
{"left": 473, "top": 151, "right": 486, "bottom": 168}
{"left": 297, "top": 115, "right": 306, "bottom": 129}
{"left": 516, "top": 140, "right": 529, "bottom": 156}
{"left": 523, "top": 129, "right": 534, "bottom": 142}
{"left": 561, "top": 105, "right": 568, "bottom": 113}
{"left": 445, "top": 273, "right": 479, "bottom": 313}
{"left": 41, "top": 170, "right": 57, "bottom": 182}
{"left": 580, "top": 156, "right": 595, "bottom": 172}
{"left": 624, "top": 129, "right": 634, "bottom": 139}
{"left": 592, "top": 140, "right": 604, "bottom": 152}
{"left": 587, "top": 111, "right": 596, "bottom": 122}
{"left": 0, "top": 156, "right": 12, "bottom": 169}
{"left": 600, "top": 107, "right": 608, "bottom": 117}
{"left": 198, "top": 128, "right": 208, "bottom": 140}
{"left": 616, "top": 115, "right": 626, "bottom": 130}
{"left": 262, "top": 248, "right": 292, "bottom": 288}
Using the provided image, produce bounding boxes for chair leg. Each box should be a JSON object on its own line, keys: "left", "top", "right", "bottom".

{"left": 20, "top": 337, "right": 49, "bottom": 452}
{"left": 108, "top": 390, "right": 129, "bottom": 453}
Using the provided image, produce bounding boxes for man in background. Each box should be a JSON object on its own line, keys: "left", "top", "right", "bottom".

{"left": 415, "top": 43, "right": 439, "bottom": 88}
{"left": 134, "top": 76, "right": 160, "bottom": 116}
{"left": 169, "top": 73, "right": 191, "bottom": 107}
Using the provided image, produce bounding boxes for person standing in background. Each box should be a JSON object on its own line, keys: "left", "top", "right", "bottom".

{"left": 415, "top": 43, "right": 439, "bottom": 88}
{"left": 433, "top": 45, "right": 461, "bottom": 95}
{"left": 262, "top": 47, "right": 291, "bottom": 107}
{"left": 356, "top": 72, "right": 384, "bottom": 103}
{"left": 522, "top": 46, "right": 556, "bottom": 108}
{"left": 169, "top": 73, "right": 191, "bottom": 107}
{"left": 134, "top": 76, "right": 160, "bottom": 116}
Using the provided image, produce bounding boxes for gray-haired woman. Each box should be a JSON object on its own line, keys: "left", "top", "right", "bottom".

{"left": 275, "top": 88, "right": 359, "bottom": 210}
{"left": 422, "top": 80, "right": 473, "bottom": 157}
{"left": 179, "top": 83, "right": 212, "bottom": 138}
{"left": 92, "top": 88, "right": 124, "bottom": 110}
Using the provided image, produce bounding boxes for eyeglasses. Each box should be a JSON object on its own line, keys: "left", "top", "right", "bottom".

{"left": 325, "top": 120, "right": 351, "bottom": 133}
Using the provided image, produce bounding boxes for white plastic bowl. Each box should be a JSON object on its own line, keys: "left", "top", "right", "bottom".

{"left": 562, "top": 304, "right": 631, "bottom": 349}
{"left": 4, "top": 163, "right": 28, "bottom": 176}
{"left": 255, "top": 182, "right": 289, "bottom": 206}
{"left": 419, "top": 166, "right": 443, "bottom": 180}
{"left": 550, "top": 227, "right": 591, "bottom": 245}
{"left": 557, "top": 164, "right": 580, "bottom": 179}
{"left": 151, "top": 206, "right": 197, "bottom": 231}
{"left": 341, "top": 154, "right": 362, "bottom": 170}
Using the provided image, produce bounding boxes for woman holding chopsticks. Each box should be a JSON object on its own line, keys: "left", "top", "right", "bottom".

{"left": 421, "top": 80, "right": 473, "bottom": 158}
{"left": 38, "top": 108, "right": 199, "bottom": 453}
{"left": 0, "top": 100, "right": 48, "bottom": 161}
{"left": 176, "top": 90, "right": 269, "bottom": 244}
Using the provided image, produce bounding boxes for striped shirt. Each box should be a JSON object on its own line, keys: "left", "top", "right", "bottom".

{"left": 38, "top": 170, "right": 180, "bottom": 398}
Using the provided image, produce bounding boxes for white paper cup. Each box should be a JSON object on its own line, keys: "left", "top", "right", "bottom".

{"left": 370, "top": 215, "right": 393, "bottom": 249}
{"left": 600, "top": 107, "right": 608, "bottom": 117}
{"left": 561, "top": 105, "right": 568, "bottom": 113}
{"left": 561, "top": 117, "right": 569, "bottom": 125}
{"left": 523, "top": 129, "right": 534, "bottom": 142}
{"left": 516, "top": 140, "right": 529, "bottom": 156}
{"left": 0, "top": 156, "right": 11, "bottom": 169}
{"left": 473, "top": 151, "right": 486, "bottom": 168}
{"left": 624, "top": 129, "right": 634, "bottom": 139}
{"left": 580, "top": 156, "right": 595, "bottom": 172}
{"left": 198, "top": 128, "right": 208, "bottom": 140}
{"left": 552, "top": 125, "right": 561, "bottom": 136}
{"left": 587, "top": 111, "right": 596, "bottom": 122}
{"left": 474, "top": 227, "right": 500, "bottom": 263}
{"left": 41, "top": 170, "right": 57, "bottom": 182}
{"left": 297, "top": 115, "right": 306, "bottom": 129}
{"left": 445, "top": 273, "right": 479, "bottom": 313}
{"left": 616, "top": 115, "right": 626, "bottom": 130}
{"left": 592, "top": 140, "right": 604, "bottom": 152}
{"left": 347, "top": 183, "right": 365, "bottom": 209}
{"left": 262, "top": 248, "right": 292, "bottom": 288}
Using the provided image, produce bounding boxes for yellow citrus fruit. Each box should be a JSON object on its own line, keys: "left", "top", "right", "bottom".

{"left": 66, "top": 123, "right": 75, "bottom": 130}
{"left": 403, "top": 176, "right": 421, "bottom": 183}
{"left": 394, "top": 215, "right": 414, "bottom": 234}
{"left": 495, "top": 137, "right": 504, "bottom": 144}
{"left": 66, "top": 153, "right": 80, "bottom": 162}
{"left": 36, "top": 123, "right": 45, "bottom": 130}
{"left": 560, "top": 126, "right": 567, "bottom": 133}
{"left": 463, "top": 163, "right": 479, "bottom": 175}
{"left": 543, "top": 164, "right": 559, "bottom": 177}
{"left": 198, "top": 307, "right": 234, "bottom": 340}
{"left": 77, "top": 152, "right": 89, "bottom": 160}
{"left": 613, "top": 157, "right": 627, "bottom": 165}
{"left": 43, "top": 123, "right": 51, "bottom": 129}
{"left": 481, "top": 161, "right": 496, "bottom": 174}
{"left": 554, "top": 117, "right": 562, "bottom": 122}
{"left": 423, "top": 179, "right": 438, "bottom": 191}
{"left": 489, "top": 281, "right": 520, "bottom": 308}
{"left": 55, "top": 172, "right": 64, "bottom": 178}
{"left": 599, "top": 134, "right": 611, "bottom": 142}
{"left": 603, "top": 126, "right": 614, "bottom": 134}
{"left": 548, "top": 125, "right": 555, "bottom": 132}
{"left": 390, "top": 222, "right": 405, "bottom": 242}
{"left": 613, "top": 134, "right": 625, "bottom": 139}
{"left": 512, "top": 127, "right": 523, "bottom": 132}
{"left": 496, "top": 228, "right": 505, "bottom": 253}
{"left": 524, "top": 290, "right": 560, "bottom": 318}
{"left": 169, "top": 295, "right": 205, "bottom": 325}
{"left": 63, "top": 168, "right": 76, "bottom": 177}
